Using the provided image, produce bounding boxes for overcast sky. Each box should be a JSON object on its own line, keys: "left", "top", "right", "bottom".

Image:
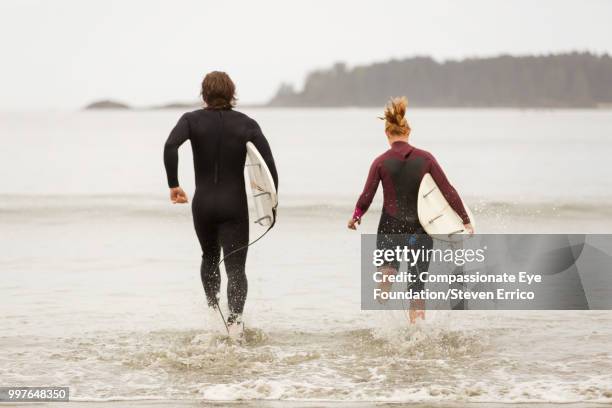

{"left": 1, "top": 0, "right": 611, "bottom": 109}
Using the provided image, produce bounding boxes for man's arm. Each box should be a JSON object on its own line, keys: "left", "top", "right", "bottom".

{"left": 163, "top": 113, "right": 190, "bottom": 188}
{"left": 250, "top": 121, "right": 279, "bottom": 191}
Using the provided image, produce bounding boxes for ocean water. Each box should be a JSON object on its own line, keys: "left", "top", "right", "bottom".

{"left": 1, "top": 108, "right": 612, "bottom": 405}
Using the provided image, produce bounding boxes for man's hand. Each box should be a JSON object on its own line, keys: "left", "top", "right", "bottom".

{"left": 463, "top": 223, "right": 474, "bottom": 234}
{"left": 347, "top": 217, "right": 361, "bottom": 230}
{"left": 170, "top": 187, "right": 188, "bottom": 204}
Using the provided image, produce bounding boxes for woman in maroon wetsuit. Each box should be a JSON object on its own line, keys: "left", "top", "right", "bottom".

{"left": 347, "top": 97, "right": 473, "bottom": 323}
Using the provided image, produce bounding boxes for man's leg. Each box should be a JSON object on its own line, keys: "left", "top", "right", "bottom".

{"left": 218, "top": 218, "right": 249, "bottom": 324}
{"left": 194, "top": 219, "right": 222, "bottom": 309}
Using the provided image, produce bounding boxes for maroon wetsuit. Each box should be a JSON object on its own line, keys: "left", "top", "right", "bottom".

{"left": 353, "top": 141, "right": 470, "bottom": 225}
{"left": 355, "top": 141, "right": 469, "bottom": 291}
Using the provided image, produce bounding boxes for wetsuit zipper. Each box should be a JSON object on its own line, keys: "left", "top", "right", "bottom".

{"left": 214, "top": 111, "right": 224, "bottom": 184}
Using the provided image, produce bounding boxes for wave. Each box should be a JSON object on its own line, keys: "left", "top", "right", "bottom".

{"left": 1, "top": 193, "right": 612, "bottom": 220}
{"left": 3, "top": 324, "right": 611, "bottom": 403}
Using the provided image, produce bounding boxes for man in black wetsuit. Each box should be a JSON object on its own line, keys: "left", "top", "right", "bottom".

{"left": 163, "top": 71, "right": 278, "bottom": 332}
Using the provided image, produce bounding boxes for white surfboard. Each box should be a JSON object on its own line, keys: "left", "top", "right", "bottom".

{"left": 417, "top": 173, "right": 474, "bottom": 241}
{"left": 245, "top": 142, "right": 278, "bottom": 227}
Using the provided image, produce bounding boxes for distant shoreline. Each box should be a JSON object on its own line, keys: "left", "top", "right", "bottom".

{"left": 268, "top": 52, "right": 612, "bottom": 109}
{"left": 83, "top": 100, "right": 612, "bottom": 111}
{"left": 83, "top": 99, "right": 266, "bottom": 111}
{"left": 85, "top": 51, "right": 612, "bottom": 111}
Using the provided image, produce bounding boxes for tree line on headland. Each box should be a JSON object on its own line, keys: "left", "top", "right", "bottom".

{"left": 267, "top": 52, "right": 612, "bottom": 108}
{"left": 86, "top": 52, "right": 612, "bottom": 109}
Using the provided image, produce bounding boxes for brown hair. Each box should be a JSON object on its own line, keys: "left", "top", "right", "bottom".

{"left": 201, "top": 71, "right": 236, "bottom": 109}
{"left": 381, "top": 96, "right": 410, "bottom": 137}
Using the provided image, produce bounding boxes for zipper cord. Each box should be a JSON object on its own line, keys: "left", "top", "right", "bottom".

{"left": 213, "top": 111, "right": 224, "bottom": 184}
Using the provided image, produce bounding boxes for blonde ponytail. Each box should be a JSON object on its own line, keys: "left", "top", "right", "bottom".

{"left": 381, "top": 96, "right": 410, "bottom": 137}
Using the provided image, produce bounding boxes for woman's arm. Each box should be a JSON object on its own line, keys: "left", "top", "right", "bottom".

{"left": 351, "top": 159, "right": 381, "bottom": 221}
{"left": 428, "top": 156, "right": 470, "bottom": 225}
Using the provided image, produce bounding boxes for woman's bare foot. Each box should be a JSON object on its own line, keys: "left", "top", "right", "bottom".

{"left": 408, "top": 299, "right": 426, "bottom": 324}
{"left": 376, "top": 266, "right": 398, "bottom": 304}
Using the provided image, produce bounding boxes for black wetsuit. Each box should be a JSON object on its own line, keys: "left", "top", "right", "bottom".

{"left": 164, "top": 108, "right": 278, "bottom": 318}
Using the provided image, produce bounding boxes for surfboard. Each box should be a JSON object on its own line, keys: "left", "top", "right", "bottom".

{"left": 245, "top": 142, "right": 278, "bottom": 227}
{"left": 417, "top": 173, "right": 475, "bottom": 241}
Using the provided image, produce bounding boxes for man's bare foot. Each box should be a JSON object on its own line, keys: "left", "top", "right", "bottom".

{"left": 227, "top": 313, "right": 244, "bottom": 341}
{"left": 408, "top": 299, "right": 426, "bottom": 324}
{"left": 228, "top": 322, "right": 244, "bottom": 341}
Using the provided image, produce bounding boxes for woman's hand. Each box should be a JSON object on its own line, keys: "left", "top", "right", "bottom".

{"left": 170, "top": 187, "right": 188, "bottom": 204}
{"left": 347, "top": 217, "right": 361, "bottom": 230}
{"left": 463, "top": 223, "right": 474, "bottom": 234}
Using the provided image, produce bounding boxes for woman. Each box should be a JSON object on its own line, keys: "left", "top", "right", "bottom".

{"left": 348, "top": 97, "right": 472, "bottom": 323}
{"left": 164, "top": 71, "right": 278, "bottom": 333}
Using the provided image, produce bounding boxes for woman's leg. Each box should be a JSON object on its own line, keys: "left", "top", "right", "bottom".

{"left": 407, "top": 230, "right": 433, "bottom": 293}
{"left": 218, "top": 218, "right": 249, "bottom": 322}
{"left": 375, "top": 211, "right": 402, "bottom": 300}
{"left": 407, "top": 229, "right": 433, "bottom": 322}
